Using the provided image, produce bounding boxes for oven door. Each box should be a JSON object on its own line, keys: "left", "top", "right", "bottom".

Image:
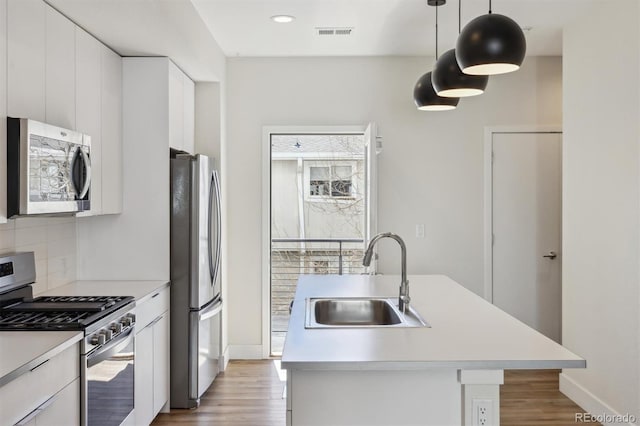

{"left": 82, "top": 328, "right": 135, "bottom": 426}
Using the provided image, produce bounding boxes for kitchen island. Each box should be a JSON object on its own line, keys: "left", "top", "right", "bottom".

{"left": 281, "top": 274, "right": 585, "bottom": 426}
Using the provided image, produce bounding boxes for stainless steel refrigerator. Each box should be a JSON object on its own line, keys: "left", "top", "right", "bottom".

{"left": 170, "top": 152, "right": 222, "bottom": 408}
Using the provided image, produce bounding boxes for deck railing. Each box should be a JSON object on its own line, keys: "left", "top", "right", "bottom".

{"left": 270, "top": 238, "right": 365, "bottom": 353}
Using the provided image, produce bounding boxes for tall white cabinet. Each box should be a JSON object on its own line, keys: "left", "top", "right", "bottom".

{"left": 169, "top": 60, "right": 195, "bottom": 154}
{"left": 76, "top": 57, "right": 194, "bottom": 280}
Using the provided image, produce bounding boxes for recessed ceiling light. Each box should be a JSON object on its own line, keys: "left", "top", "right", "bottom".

{"left": 271, "top": 15, "right": 295, "bottom": 23}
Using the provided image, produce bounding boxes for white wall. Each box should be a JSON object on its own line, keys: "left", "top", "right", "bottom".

{"left": 195, "top": 80, "right": 230, "bottom": 358}
{"left": 561, "top": 1, "right": 640, "bottom": 422}
{"left": 0, "top": 217, "right": 76, "bottom": 295}
{"left": 225, "top": 56, "right": 562, "bottom": 351}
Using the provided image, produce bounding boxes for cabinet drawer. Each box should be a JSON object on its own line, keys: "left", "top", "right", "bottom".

{"left": 136, "top": 287, "right": 169, "bottom": 330}
{"left": 0, "top": 342, "right": 79, "bottom": 425}
{"left": 31, "top": 377, "right": 80, "bottom": 426}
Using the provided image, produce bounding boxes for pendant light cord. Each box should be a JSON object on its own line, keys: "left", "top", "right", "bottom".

{"left": 489, "top": 0, "right": 492, "bottom": 14}
{"left": 458, "top": 0, "right": 461, "bottom": 33}
{"left": 435, "top": 3, "right": 439, "bottom": 59}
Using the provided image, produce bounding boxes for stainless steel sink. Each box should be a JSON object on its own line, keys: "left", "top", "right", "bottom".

{"left": 305, "top": 297, "right": 430, "bottom": 329}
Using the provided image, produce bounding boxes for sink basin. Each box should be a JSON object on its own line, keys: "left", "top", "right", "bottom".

{"left": 305, "top": 297, "right": 430, "bottom": 329}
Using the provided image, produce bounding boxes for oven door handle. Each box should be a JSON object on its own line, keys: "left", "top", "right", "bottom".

{"left": 87, "top": 328, "right": 134, "bottom": 369}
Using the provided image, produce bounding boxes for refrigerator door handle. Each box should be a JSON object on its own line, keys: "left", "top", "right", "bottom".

{"left": 212, "top": 170, "right": 222, "bottom": 284}
{"left": 207, "top": 172, "right": 216, "bottom": 281}
{"left": 198, "top": 299, "right": 223, "bottom": 321}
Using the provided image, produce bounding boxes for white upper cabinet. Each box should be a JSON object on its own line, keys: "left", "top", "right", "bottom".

{"left": 169, "top": 61, "right": 184, "bottom": 151}
{"left": 168, "top": 61, "right": 195, "bottom": 153}
{"left": 183, "top": 76, "right": 195, "bottom": 154}
{"left": 7, "top": 0, "right": 46, "bottom": 121}
{"left": 0, "top": 0, "right": 7, "bottom": 224}
{"left": 2, "top": 0, "right": 124, "bottom": 219}
{"left": 101, "top": 47, "right": 123, "bottom": 214}
{"left": 75, "top": 28, "right": 103, "bottom": 216}
{"left": 45, "top": 6, "right": 75, "bottom": 130}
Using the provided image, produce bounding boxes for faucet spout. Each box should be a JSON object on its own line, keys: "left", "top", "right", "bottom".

{"left": 363, "top": 232, "right": 410, "bottom": 313}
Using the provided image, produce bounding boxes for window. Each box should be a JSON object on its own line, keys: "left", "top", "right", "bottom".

{"left": 307, "top": 163, "right": 355, "bottom": 199}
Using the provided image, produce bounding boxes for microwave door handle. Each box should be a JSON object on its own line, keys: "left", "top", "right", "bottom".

{"left": 70, "top": 148, "right": 81, "bottom": 195}
{"left": 78, "top": 147, "right": 92, "bottom": 199}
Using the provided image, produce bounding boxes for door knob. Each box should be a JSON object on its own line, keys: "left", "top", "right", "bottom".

{"left": 543, "top": 251, "right": 557, "bottom": 259}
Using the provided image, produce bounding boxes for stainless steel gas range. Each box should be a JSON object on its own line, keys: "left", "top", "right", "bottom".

{"left": 0, "top": 252, "right": 136, "bottom": 426}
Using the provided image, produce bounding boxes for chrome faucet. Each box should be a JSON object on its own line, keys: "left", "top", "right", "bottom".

{"left": 362, "top": 232, "right": 410, "bottom": 313}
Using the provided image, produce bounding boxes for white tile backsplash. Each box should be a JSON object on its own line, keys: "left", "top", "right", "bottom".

{"left": 0, "top": 217, "right": 77, "bottom": 295}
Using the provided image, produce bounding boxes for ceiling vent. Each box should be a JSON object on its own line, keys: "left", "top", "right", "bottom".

{"left": 316, "top": 27, "right": 353, "bottom": 36}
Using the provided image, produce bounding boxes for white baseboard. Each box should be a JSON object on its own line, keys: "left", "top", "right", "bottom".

{"left": 559, "top": 373, "right": 638, "bottom": 426}
{"left": 227, "top": 344, "right": 263, "bottom": 360}
{"left": 222, "top": 345, "right": 230, "bottom": 371}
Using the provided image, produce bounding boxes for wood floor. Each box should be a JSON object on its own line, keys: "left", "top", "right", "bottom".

{"left": 152, "top": 361, "right": 596, "bottom": 426}
{"left": 501, "top": 370, "right": 598, "bottom": 426}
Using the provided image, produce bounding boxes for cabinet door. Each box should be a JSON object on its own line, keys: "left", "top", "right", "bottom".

{"left": 169, "top": 61, "right": 184, "bottom": 151}
{"left": 153, "top": 314, "right": 169, "bottom": 415}
{"left": 135, "top": 324, "right": 154, "bottom": 426}
{"left": 75, "top": 28, "right": 102, "bottom": 216}
{"left": 101, "top": 46, "right": 123, "bottom": 214}
{"left": 7, "top": 0, "right": 45, "bottom": 121}
{"left": 183, "top": 76, "right": 195, "bottom": 154}
{"left": 34, "top": 378, "right": 80, "bottom": 426}
{"left": 0, "top": 0, "right": 7, "bottom": 224}
{"left": 45, "top": 5, "right": 75, "bottom": 130}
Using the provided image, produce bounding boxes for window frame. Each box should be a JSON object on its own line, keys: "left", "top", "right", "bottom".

{"left": 303, "top": 160, "right": 358, "bottom": 202}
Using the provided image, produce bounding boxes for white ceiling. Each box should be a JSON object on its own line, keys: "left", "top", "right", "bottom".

{"left": 46, "top": 0, "right": 226, "bottom": 81}
{"left": 45, "top": 0, "right": 598, "bottom": 82}
{"left": 192, "top": 0, "right": 597, "bottom": 57}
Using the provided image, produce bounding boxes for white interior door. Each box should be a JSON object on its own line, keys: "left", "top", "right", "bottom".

{"left": 364, "top": 122, "right": 379, "bottom": 263}
{"left": 492, "top": 132, "right": 562, "bottom": 342}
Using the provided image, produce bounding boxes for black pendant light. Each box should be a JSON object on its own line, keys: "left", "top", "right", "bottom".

{"left": 455, "top": 0, "right": 526, "bottom": 75}
{"left": 432, "top": 0, "right": 488, "bottom": 97}
{"left": 413, "top": 0, "right": 459, "bottom": 111}
{"left": 414, "top": 72, "right": 458, "bottom": 111}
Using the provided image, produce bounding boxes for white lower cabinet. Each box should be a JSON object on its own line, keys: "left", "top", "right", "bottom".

{"left": 31, "top": 378, "right": 80, "bottom": 426}
{"left": 152, "top": 314, "right": 169, "bottom": 414}
{"left": 135, "top": 324, "right": 154, "bottom": 426}
{"left": 135, "top": 288, "right": 170, "bottom": 426}
{"left": 0, "top": 342, "right": 80, "bottom": 426}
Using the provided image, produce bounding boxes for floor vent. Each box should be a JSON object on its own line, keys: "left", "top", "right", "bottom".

{"left": 316, "top": 27, "right": 353, "bottom": 36}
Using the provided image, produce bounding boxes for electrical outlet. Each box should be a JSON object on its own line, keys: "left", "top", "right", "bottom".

{"left": 472, "top": 399, "right": 493, "bottom": 426}
{"left": 415, "top": 224, "right": 425, "bottom": 238}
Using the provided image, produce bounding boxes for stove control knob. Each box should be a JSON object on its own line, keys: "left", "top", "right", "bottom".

{"left": 90, "top": 333, "right": 106, "bottom": 346}
{"left": 102, "top": 329, "right": 113, "bottom": 341}
{"left": 121, "top": 317, "right": 132, "bottom": 327}
{"left": 127, "top": 313, "right": 136, "bottom": 325}
{"left": 110, "top": 322, "right": 123, "bottom": 333}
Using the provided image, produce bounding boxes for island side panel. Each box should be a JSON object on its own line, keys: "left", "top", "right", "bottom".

{"left": 289, "top": 368, "right": 461, "bottom": 426}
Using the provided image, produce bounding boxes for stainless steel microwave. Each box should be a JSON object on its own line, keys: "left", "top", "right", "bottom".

{"left": 7, "top": 118, "right": 91, "bottom": 217}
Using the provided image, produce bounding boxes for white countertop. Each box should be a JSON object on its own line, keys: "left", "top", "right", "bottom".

{"left": 0, "top": 331, "right": 82, "bottom": 387}
{"left": 39, "top": 280, "right": 170, "bottom": 304}
{"left": 281, "top": 274, "right": 586, "bottom": 370}
{"left": 0, "top": 280, "right": 169, "bottom": 387}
